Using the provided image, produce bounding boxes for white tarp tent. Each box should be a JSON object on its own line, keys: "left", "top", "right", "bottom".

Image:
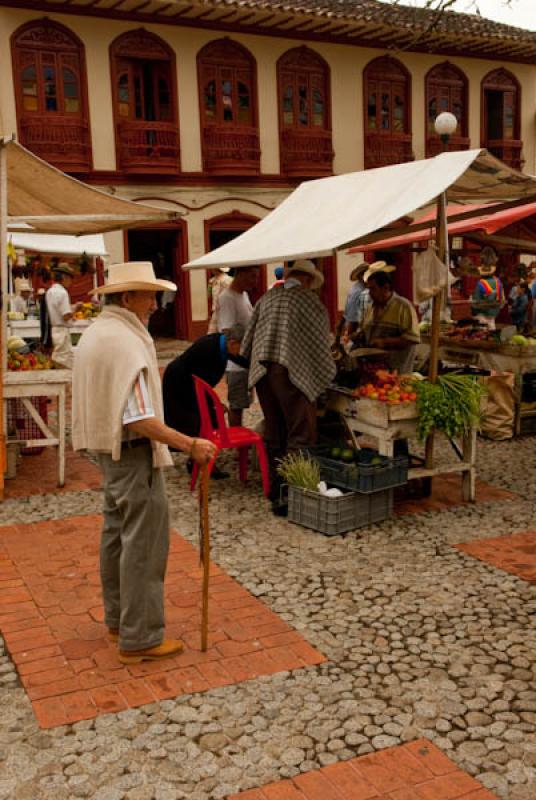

{"left": 2, "top": 138, "right": 181, "bottom": 236}
{"left": 9, "top": 232, "right": 107, "bottom": 257}
{"left": 183, "top": 149, "right": 536, "bottom": 270}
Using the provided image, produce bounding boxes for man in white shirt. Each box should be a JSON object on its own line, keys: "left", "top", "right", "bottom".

{"left": 45, "top": 263, "right": 80, "bottom": 369}
{"left": 218, "top": 266, "right": 260, "bottom": 427}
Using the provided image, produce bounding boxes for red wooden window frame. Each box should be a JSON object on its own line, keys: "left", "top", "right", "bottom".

{"left": 277, "top": 46, "right": 333, "bottom": 177}
{"left": 110, "top": 29, "right": 180, "bottom": 175}
{"left": 197, "top": 38, "right": 260, "bottom": 175}
{"left": 363, "top": 56, "right": 413, "bottom": 170}
{"left": 11, "top": 18, "right": 92, "bottom": 172}
{"left": 425, "top": 62, "right": 470, "bottom": 157}
{"left": 481, "top": 68, "right": 523, "bottom": 170}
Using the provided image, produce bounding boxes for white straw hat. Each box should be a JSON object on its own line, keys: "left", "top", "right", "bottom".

{"left": 288, "top": 259, "right": 324, "bottom": 289}
{"left": 363, "top": 260, "right": 396, "bottom": 283}
{"left": 95, "top": 262, "right": 177, "bottom": 295}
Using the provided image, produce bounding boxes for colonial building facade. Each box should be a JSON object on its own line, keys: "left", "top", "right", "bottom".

{"left": 1, "top": 0, "right": 535, "bottom": 337}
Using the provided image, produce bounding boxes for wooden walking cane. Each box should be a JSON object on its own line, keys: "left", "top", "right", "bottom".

{"left": 198, "top": 463, "right": 210, "bottom": 652}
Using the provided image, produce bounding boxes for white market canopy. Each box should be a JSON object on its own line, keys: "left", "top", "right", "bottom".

{"left": 9, "top": 231, "right": 107, "bottom": 257}
{"left": 2, "top": 138, "right": 181, "bottom": 235}
{"left": 183, "top": 149, "right": 536, "bottom": 270}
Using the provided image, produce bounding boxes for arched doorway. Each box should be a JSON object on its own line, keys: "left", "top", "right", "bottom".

{"left": 125, "top": 220, "right": 191, "bottom": 339}
{"left": 204, "top": 212, "right": 266, "bottom": 310}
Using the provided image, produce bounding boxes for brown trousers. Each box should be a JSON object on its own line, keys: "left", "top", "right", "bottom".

{"left": 256, "top": 363, "right": 317, "bottom": 500}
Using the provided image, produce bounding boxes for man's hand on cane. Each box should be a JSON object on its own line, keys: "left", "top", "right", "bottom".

{"left": 190, "top": 438, "right": 218, "bottom": 465}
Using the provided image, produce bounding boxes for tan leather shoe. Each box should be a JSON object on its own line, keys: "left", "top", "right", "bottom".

{"left": 118, "top": 638, "right": 184, "bottom": 665}
{"left": 108, "top": 628, "right": 119, "bottom": 642}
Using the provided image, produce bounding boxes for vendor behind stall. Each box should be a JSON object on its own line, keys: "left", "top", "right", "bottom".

{"left": 471, "top": 246, "right": 505, "bottom": 330}
{"left": 10, "top": 279, "right": 34, "bottom": 316}
{"left": 362, "top": 263, "right": 420, "bottom": 374}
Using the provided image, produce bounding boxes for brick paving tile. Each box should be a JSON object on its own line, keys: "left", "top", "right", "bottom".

{"left": 4, "top": 446, "right": 101, "bottom": 498}
{"left": 0, "top": 513, "right": 325, "bottom": 728}
{"left": 228, "top": 740, "right": 499, "bottom": 800}
{"left": 395, "top": 473, "right": 517, "bottom": 515}
{"left": 454, "top": 530, "right": 536, "bottom": 583}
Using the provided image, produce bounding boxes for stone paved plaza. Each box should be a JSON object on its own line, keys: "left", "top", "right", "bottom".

{"left": 0, "top": 370, "right": 535, "bottom": 798}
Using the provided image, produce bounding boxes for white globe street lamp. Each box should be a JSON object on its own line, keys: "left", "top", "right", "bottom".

{"left": 434, "top": 112, "right": 458, "bottom": 150}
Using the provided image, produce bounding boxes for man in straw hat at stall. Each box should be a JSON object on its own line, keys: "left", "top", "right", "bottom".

{"left": 241, "top": 259, "right": 336, "bottom": 516}
{"left": 336, "top": 259, "right": 370, "bottom": 346}
{"left": 45, "top": 262, "right": 81, "bottom": 369}
{"left": 361, "top": 261, "right": 420, "bottom": 374}
{"left": 72, "top": 262, "right": 217, "bottom": 664}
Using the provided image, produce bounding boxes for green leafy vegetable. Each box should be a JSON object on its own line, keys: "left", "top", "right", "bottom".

{"left": 415, "top": 374, "right": 486, "bottom": 441}
{"left": 277, "top": 453, "right": 320, "bottom": 491}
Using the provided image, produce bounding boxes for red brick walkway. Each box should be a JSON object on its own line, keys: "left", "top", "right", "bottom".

{"left": 396, "top": 474, "right": 517, "bottom": 516}
{"left": 229, "top": 739, "right": 497, "bottom": 800}
{"left": 455, "top": 530, "right": 536, "bottom": 583}
{"left": 4, "top": 447, "right": 101, "bottom": 499}
{"left": 0, "top": 514, "right": 325, "bottom": 728}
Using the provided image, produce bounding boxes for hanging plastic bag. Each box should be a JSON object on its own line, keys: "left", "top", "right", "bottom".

{"left": 414, "top": 246, "right": 448, "bottom": 302}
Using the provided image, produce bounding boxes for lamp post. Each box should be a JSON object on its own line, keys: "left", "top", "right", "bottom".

{"left": 425, "top": 112, "right": 459, "bottom": 470}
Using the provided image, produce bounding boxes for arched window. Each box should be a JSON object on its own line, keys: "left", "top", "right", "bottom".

{"left": 197, "top": 39, "right": 260, "bottom": 175}
{"left": 363, "top": 56, "right": 413, "bottom": 170}
{"left": 481, "top": 69, "right": 523, "bottom": 170}
{"left": 11, "top": 19, "right": 91, "bottom": 172}
{"left": 110, "top": 29, "right": 180, "bottom": 174}
{"left": 426, "top": 63, "right": 469, "bottom": 157}
{"left": 277, "top": 47, "right": 333, "bottom": 177}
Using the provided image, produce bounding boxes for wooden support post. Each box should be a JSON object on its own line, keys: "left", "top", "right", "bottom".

{"left": 425, "top": 191, "right": 447, "bottom": 469}
{"left": 0, "top": 143, "right": 8, "bottom": 498}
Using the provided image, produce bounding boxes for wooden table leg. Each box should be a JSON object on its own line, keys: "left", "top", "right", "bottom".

{"left": 462, "top": 427, "right": 477, "bottom": 502}
{"left": 58, "top": 386, "right": 65, "bottom": 487}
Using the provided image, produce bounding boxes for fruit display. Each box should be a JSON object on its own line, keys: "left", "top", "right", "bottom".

{"left": 353, "top": 369, "right": 417, "bottom": 405}
{"left": 8, "top": 351, "right": 53, "bottom": 371}
{"left": 73, "top": 302, "right": 100, "bottom": 320}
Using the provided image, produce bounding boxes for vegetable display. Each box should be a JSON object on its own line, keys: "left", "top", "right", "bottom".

{"left": 277, "top": 453, "right": 320, "bottom": 491}
{"left": 414, "top": 373, "right": 486, "bottom": 441}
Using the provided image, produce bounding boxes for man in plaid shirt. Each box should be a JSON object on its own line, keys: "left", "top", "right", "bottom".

{"left": 241, "top": 260, "right": 335, "bottom": 515}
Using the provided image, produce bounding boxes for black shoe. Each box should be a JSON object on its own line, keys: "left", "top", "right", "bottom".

{"left": 210, "top": 466, "right": 229, "bottom": 480}
{"left": 186, "top": 459, "right": 193, "bottom": 475}
{"left": 271, "top": 500, "right": 288, "bottom": 517}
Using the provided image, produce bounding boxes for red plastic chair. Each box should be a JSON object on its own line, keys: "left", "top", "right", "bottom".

{"left": 190, "top": 376, "right": 270, "bottom": 497}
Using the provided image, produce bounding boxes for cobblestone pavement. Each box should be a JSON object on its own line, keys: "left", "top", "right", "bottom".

{"left": 0, "top": 373, "right": 535, "bottom": 797}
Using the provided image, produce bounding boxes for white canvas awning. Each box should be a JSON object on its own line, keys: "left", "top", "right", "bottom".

{"left": 183, "top": 149, "right": 536, "bottom": 270}
{"left": 2, "top": 138, "right": 181, "bottom": 235}
{"left": 9, "top": 231, "right": 107, "bottom": 257}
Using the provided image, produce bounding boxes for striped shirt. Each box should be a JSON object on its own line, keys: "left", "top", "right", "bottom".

{"left": 123, "top": 371, "right": 155, "bottom": 426}
{"left": 362, "top": 292, "right": 420, "bottom": 374}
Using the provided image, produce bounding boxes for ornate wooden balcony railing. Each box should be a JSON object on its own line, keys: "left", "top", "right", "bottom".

{"left": 280, "top": 129, "right": 334, "bottom": 177}
{"left": 426, "top": 134, "right": 471, "bottom": 158}
{"left": 116, "top": 120, "right": 180, "bottom": 174}
{"left": 202, "top": 126, "right": 260, "bottom": 175}
{"left": 19, "top": 118, "right": 91, "bottom": 172}
{"left": 364, "top": 133, "right": 414, "bottom": 170}
{"left": 484, "top": 139, "right": 524, "bottom": 170}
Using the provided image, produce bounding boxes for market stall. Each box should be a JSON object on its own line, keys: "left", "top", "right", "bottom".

{"left": 183, "top": 147, "right": 536, "bottom": 518}
{"left": 0, "top": 136, "right": 182, "bottom": 496}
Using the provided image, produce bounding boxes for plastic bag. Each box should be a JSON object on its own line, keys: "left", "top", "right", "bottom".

{"left": 414, "top": 246, "right": 448, "bottom": 302}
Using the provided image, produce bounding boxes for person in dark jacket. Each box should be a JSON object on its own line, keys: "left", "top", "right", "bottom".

{"left": 163, "top": 325, "right": 248, "bottom": 477}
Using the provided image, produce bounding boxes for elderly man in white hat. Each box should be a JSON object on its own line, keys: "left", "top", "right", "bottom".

{"left": 361, "top": 261, "right": 420, "bottom": 374}
{"left": 72, "top": 262, "right": 217, "bottom": 665}
{"left": 241, "top": 259, "right": 336, "bottom": 515}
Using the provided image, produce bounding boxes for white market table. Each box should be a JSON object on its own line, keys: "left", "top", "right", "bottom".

{"left": 326, "top": 387, "right": 477, "bottom": 502}
{"left": 3, "top": 369, "right": 71, "bottom": 487}
{"left": 8, "top": 318, "right": 92, "bottom": 342}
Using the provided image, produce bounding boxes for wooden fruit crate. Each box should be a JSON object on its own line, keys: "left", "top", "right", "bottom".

{"left": 357, "top": 397, "right": 418, "bottom": 429}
